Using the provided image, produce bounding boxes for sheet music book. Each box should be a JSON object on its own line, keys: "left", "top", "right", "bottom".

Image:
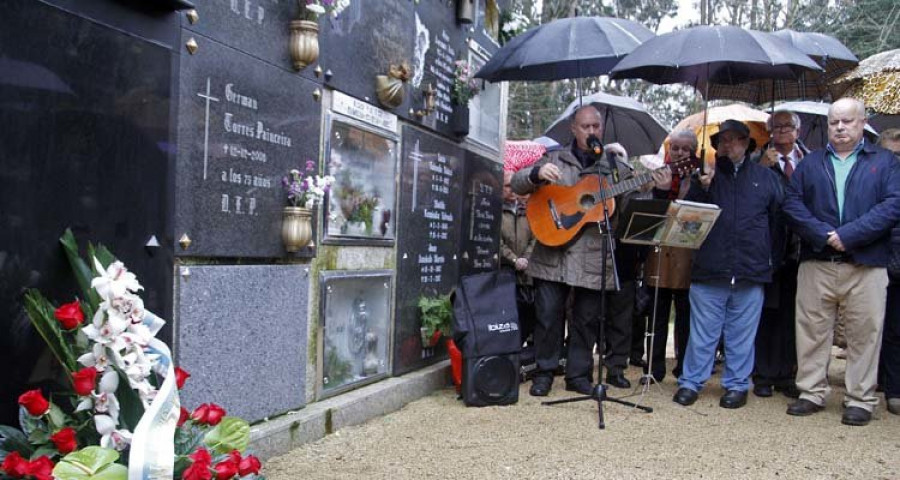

{"left": 657, "top": 200, "right": 721, "bottom": 249}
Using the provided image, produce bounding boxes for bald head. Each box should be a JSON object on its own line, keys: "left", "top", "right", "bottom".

{"left": 828, "top": 98, "right": 867, "bottom": 154}
{"left": 570, "top": 106, "right": 604, "bottom": 151}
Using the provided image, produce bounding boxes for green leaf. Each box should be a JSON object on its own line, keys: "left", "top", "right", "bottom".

{"left": 59, "top": 230, "right": 101, "bottom": 309}
{"left": 203, "top": 417, "right": 250, "bottom": 455}
{"left": 110, "top": 366, "right": 145, "bottom": 432}
{"left": 0, "top": 425, "right": 33, "bottom": 456}
{"left": 27, "top": 427, "right": 49, "bottom": 444}
{"left": 23, "top": 290, "right": 78, "bottom": 373}
{"left": 47, "top": 403, "right": 67, "bottom": 430}
{"left": 31, "top": 445, "right": 59, "bottom": 460}
{"left": 53, "top": 446, "right": 124, "bottom": 480}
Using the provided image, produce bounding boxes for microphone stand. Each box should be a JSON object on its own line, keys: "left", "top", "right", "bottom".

{"left": 542, "top": 154, "right": 652, "bottom": 429}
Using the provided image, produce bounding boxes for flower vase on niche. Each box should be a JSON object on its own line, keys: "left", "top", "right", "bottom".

{"left": 451, "top": 103, "right": 470, "bottom": 137}
{"left": 456, "top": 0, "right": 475, "bottom": 24}
{"left": 289, "top": 20, "right": 319, "bottom": 70}
{"left": 281, "top": 206, "right": 313, "bottom": 252}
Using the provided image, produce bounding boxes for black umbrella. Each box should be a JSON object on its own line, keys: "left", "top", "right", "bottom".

{"left": 609, "top": 25, "right": 822, "bottom": 169}
{"left": 706, "top": 29, "right": 858, "bottom": 104}
{"left": 474, "top": 16, "right": 655, "bottom": 82}
{"left": 608, "top": 25, "right": 822, "bottom": 93}
{"left": 543, "top": 92, "right": 668, "bottom": 156}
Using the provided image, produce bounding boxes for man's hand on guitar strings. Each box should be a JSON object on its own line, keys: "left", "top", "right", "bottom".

{"left": 650, "top": 168, "right": 672, "bottom": 190}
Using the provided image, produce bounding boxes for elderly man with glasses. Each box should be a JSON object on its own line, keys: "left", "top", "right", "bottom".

{"left": 750, "top": 111, "right": 810, "bottom": 400}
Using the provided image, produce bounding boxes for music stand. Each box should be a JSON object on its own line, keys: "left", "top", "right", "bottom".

{"left": 618, "top": 199, "right": 721, "bottom": 399}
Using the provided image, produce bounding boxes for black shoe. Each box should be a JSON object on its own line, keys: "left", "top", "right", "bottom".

{"left": 775, "top": 384, "right": 801, "bottom": 399}
{"left": 529, "top": 376, "right": 552, "bottom": 397}
{"left": 720, "top": 390, "right": 748, "bottom": 409}
{"left": 565, "top": 379, "right": 594, "bottom": 396}
{"left": 841, "top": 406, "right": 872, "bottom": 426}
{"left": 605, "top": 373, "right": 631, "bottom": 389}
{"left": 673, "top": 387, "right": 698, "bottom": 406}
{"left": 753, "top": 385, "right": 774, "bottom": 398}
{"left": 786, "top": 399, "right": 824, "bottom": 416}
{"left": 629, "top": 358, "right": 647, "bottom": 368}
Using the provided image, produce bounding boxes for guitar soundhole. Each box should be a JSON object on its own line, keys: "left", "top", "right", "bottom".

{"left": 578, "top": 194, "right": 595, "bottom": 210}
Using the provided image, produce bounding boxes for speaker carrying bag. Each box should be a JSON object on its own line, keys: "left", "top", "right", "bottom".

{"left": 452, "top": 270, "right": 521, "bottom": 358}
{"left": 452, "top": 270, "right": 521, "bottom": 407}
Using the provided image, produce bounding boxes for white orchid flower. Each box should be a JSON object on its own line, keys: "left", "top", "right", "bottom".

{"left": 75, "top": 397, "right": 93, "bottom": 413}
{"left": 98, "top": 370, "right": 119, "bottom": 393}
{"left": 93, "top": 391, "right": 120, "bottom": 420}
{"left": 100, "top": 429, "right": 132, "bottom": 451}
{"left": 94, "top": 414, "right": 117, "bottom": 435}
{"left": 306, "top": 4, "right": 325, "bottom": 15}
{"left": 91, "top": 258, "right": 142, "bottom": 299}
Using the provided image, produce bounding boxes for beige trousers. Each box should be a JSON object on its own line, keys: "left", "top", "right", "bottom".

{"left": 795, "top": 261, "right": 887, "bottom": 411}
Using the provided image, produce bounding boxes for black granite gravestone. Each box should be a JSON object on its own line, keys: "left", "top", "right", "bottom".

{"left": 182, "top": 0, "right": 320, "bottom": 83}
{"left": 459, "top": 152, "right": 503, "bottom": 277}
{"left": 175, "top": 32, "right": 322, "bottom": 258}
{"left": 393, "top": 126, "right": 465, "bottom": 375}
{"left": 0, "top": 0, "right": 175, "bottom": 425}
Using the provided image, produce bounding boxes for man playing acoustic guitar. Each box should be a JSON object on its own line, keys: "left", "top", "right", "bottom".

{"left": 511, "top": 105, "right": 671, "bottom": 396}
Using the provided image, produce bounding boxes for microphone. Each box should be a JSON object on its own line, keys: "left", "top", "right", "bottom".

{"left": 586, "top": 134, "right": 603, "bottom": 156}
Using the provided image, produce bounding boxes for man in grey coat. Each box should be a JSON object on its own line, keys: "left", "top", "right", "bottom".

{"left": 511, "top": 105, "right": 660, "bottom": 396}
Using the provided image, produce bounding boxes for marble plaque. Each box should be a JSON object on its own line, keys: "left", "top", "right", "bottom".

{"left": 459, "top": 152, "right": 502, "bottom": 277}
{"left": 393, "top": 126, "right": 464, "bottom": 375}
{"left": 176, "top": 265, "right": 309, "bottom": 423}
{"left": 175, "top": 32, "right": 321, "bottom": 257}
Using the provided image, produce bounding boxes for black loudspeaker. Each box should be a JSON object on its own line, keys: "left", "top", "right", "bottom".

{"left": 462, "top": 353, "right": 520, "bottom": 406}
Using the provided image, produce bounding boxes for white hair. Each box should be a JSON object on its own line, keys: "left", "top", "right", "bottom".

{"left": 767, "top": 111, "right": 802, "bottom": 131}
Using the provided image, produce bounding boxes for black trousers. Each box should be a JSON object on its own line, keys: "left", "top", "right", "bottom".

{"left": 753, "top": 261, "right": 799, "bottom": 387}
{"left": 533, "top": 278, "right": 631, "bottom": 383}
{"left": 645, "top": 287, "right": 690, "bottom": 380}
{"left": 604, "top": 280, "right": 635, "bottom": 376}
{"left": 880, "top": 283, "right": 900, "bottom": 398}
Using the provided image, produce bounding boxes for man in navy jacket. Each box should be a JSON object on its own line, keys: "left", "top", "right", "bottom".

{"left": 655, "top": 119, "right": 783, "bottom": 409}
{"left": 782, "top": 98, "right": 900, "bottom": 426}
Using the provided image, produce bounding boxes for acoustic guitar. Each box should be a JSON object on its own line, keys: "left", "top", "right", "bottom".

{"left": 526, "top": 157, "right": 699, "bottom": 247}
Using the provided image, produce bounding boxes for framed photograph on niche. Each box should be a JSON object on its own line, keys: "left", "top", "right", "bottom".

{"left": 317, "top": 270, "right": 393, "bottom": 399}
{"left": 323, "top": 112, "right": 399, "bottom": 245}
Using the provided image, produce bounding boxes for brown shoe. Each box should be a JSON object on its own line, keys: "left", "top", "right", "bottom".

{"left": 786, "top": 399, "right": 824, "bottom": 416}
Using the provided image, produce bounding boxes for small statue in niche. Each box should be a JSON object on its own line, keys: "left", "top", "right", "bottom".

{"left": 362, "top": 332, "right": 380, "bottom": 376}
{"left": 348, "top": 297, "right": 368, "bottom": 355}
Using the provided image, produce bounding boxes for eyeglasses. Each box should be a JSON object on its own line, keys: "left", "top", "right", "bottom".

{"left": 772, "top": 124, "right": 796, "bottom": 132}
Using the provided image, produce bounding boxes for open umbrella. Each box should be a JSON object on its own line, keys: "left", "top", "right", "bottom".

{"left": 705, "top": 29, "right": 858, "bottom": 104}
{"left": 474, "top": 16, "right": 655, "bottom": 82}
{"left": 543, "top": 92, "right": 668, "bottom": 157}
{"left": 834, "top": 49, "right": 900, "bottom": 114}
{"left": 609, "top": 25, "right": 822, "bottom": 167}
{"left": 775, "top": 101, "right": 879, "bottom": 150}
{"left": 672, "top": 104, "right": 770, "bottom": 165}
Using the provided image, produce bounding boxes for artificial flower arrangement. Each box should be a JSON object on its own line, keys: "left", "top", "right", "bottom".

{"left": 300, "top": 0, "right": 349, "bottom": 21}
{"left": 335, "top": 171, "right": 380, "bottom": 235}
{"left": 282, "top": 159, "right": 335, "bottom": 209}
{"left": 450, "top": 59, "right": 480, "bottom": 105}
{"left": 0, "top": 230, "right": 264, "bottom": 480}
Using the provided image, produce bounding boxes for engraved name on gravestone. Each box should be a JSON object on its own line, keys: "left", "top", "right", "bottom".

{"left": 460, "top": 152, "right": 502, "bottom": 276}
{"left": 412, "top": 1, "right": 467, "bottom": 137}
{"left": 175, "top": 33, "right": 320, "bottom": 257}
{"left": 183, "top": 0, "right": 320, "bottom": 81}
{"left": 393, "top": 126, "right": 464, "bottom": 375}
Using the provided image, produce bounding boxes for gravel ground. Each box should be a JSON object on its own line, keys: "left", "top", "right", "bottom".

{"left": 265, "top": 355, "right": 899, "bottom": 480}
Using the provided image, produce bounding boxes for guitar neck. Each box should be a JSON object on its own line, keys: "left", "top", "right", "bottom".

{"left": 596, "top": 171, "right": 653, "bottom": 200}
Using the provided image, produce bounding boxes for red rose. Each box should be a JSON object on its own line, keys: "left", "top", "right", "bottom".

{"left": 18, "top": 389, "right": 49, "bottom": 416}
{"left": 182, "top": 462, "right": 212, "bottom": 480}
{"left": 1, "top": 451, "right": 29, "bottom": 478}
{"left": 183, "top": 448, "right": 212, "bottom": 480}
{"left": 54, "top": 301, "right": 85, "bottom": 329}
{"left": 191, "top": 403, "right": 226, "bottom": 426}
{"left": 238, "top": 455, "right": 261, "bottom": 476}
{"left": 26, "top": 456, "right": 54, "bottom": 480}
{"left": 213, "top": 460, "right": 238, "bottom": 480}
{"left": 174, "top": 367, "right": 190, "bottom": 390}
{"left": 71, "top": 367, "right": 98, "bottom": 396}
{"left": 177, "top": 406, "right": 190, "bottom": 427}
{"left": 50, "top": 427, "right": 78, "bottom": 454}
